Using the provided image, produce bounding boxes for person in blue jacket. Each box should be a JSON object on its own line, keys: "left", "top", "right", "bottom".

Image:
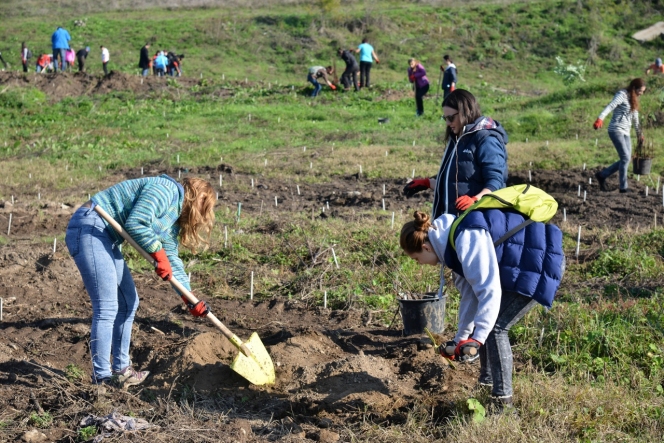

{"left": 51, "top": 26, "right": 71, "bottom": 72}
{"left": 403, "top": 89, "right": 508, "bottom": 218}
{"left": 400, "top": 209, "right": 564, "bottom": 412}
{"left": 154, "top": 51, "right": 169, "bottom": 76}
{"left": 65, "top": 176, "right": 215, "bottom": 388}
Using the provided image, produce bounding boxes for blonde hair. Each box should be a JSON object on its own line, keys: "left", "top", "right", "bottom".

{"left": 399, "top": 211, "right": 432, "bottom": 254}
{"left": 178, "top": 178, "right": 215, "bottom": 252}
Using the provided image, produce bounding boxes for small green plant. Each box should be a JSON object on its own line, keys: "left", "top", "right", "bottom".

{"left": 29, "top": 412, "right": 52, "bottom": 428}
{"left": 65, "top": 364, "right": 85, "bottom": 382}
{"left": 466, "top": 398, "right": 486, "bottom": 423}
{"left": 77, "top": 425, "right": 97, "bottom": 441}
{"left": 554, "top": 56, "right": 586, "bottom": 85}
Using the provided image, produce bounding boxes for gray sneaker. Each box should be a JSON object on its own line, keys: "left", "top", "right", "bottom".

{"left": 112, "top": 366, "right": 150, "bottom": 388}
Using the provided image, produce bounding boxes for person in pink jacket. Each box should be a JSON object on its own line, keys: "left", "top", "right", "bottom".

{"left": 408, "top": 58, "right": 430, "bottom": 117}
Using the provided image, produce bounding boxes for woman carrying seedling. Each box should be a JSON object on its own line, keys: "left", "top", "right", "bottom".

{"left": 403, "top": 89, "right": 508, "bottom": 217}
{"left": 65, "top": 176, "right": 215, "bottom": 387}
{"left": 594, "top": 78, "right": 646, "bottom": 193}
{"left": 407, "top": 58, "right": 429, "bottom": 117}
{"left": 400, "top": 209, "right": 564, "bottom": 412}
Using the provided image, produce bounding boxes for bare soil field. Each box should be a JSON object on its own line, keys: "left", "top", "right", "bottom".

{"left": 0, "top": 161, "right": 661, "bottom": 442}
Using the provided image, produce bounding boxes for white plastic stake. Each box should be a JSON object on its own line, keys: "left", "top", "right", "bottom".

{"left": 546, "top": 140, "right": 549, "bottom": 146}
{"left": 310, "top": 162, "right": 313, "bottom": 169}
{"left": 526, "top": 138, "right": 528, "bottom": 143}
{"left": 360, "top": 165, "right": 363, "bottom": 174}
{"left": 250, "top": 271, "right": 254, "bottom": 300}
{"left": 382, "top": 199, "right": 386, "bottom": 211}
{"left": 188, "top": 272, "right": 191, "bottom": 281}
{"left": 0, "top": 297, "right": 2, "bottom": 321}
{"left": 391, "top": 211, "right": 395, "bottom": 229}
{"left": 646, "top": 186, "right": 649, "bottom": 197}
{"left": 29, "top": 173, "right": 31, "bottom": 179}
{"left": 385, "top": 151, "right": 388, "bottom": 157}
{"left": 222, "top": 73, "right": 225, "bottom": 80}
{"left": 589, "top": 178, "right": 592, "bottom": 184}
{"left": 583, "top": 190, "right": 587, "bottom": 202}
{"left": 11, "top": 195, "right": 14, "bottom": 204}
{"left": 224, "top": 225, "right": 228, "bottom": 248}
{"left": 178, "top": 170, "right": 181, "bottom": 179}
{"left": 216, "top": 192, "right": 219, "bottom": 200}
{"left": 578, "top": 185, "right": 581, "bottom": 197}
{"left": 297, "top": 185, "right": 300, "bottom": 195}
{"left": 303, "top": 146, "right": 306, "bottom": 152}
{"left": 326, "top": 201, "right": 330, "bottom": 210}
{"left": 331, "top": 248, "right": 339, "bottom": 269}
{"left": 383, "top": 184, "right": 386, "bottom": 195}
{"left": 595, "top": 138, "right": 598, "bottom": 146}
{"left": 583, "top": 163, "right": 586, "bottom": 171}
{"left": 177, "top": 154, "right": 179, "bottom": 163}
{"left": 53, "top": 237, "right": 57, "bottom": 253}
{"left": 38, "top": 193, "right": 40, "bottom": 200}
{"left": 7, "top": 213, "right": 11, "bottom": 235}
{"left": 219, "top": 174, "right": 223, "bottom": 187}
{"left": 264, "top": 159, "right": 267, "bottom": 166}
{"left": 412, "top": 169, "right": 415, "bottom": 178}
{"left": 412, "top": 140, "right": 415, "bottom": 147}
{"left": 274, "top": 196, "right": 278, "bottom": 207}
{"left": 657, "top": 177, "right": 660, "bottom": 194}
{"left": 637, "top": 174, "right": 640, "bottom": 182}
{"left": 563, "top": 208, "right": 567, "bottom": 222}
{"left": 251, "top": 178, "right": 254, "bottom": 188}
{"left": 575, "top": 226, "right": 581, "bottom": 257}
{"left": 141, "top": 167, "right": 144, "bottom": 175}
{"left": 323, "top": 291, "right": 327, "bottom": 309}
{"left": 528, "top": 170, "right": 532, "bottom": 182}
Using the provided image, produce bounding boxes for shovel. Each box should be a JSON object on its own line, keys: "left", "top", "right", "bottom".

{"left": 94, "top": 204, "right": 276, "bottom": 386}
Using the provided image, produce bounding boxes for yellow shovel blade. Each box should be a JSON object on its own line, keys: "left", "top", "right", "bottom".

{"left": 230, "top": 332, "right": 276, "bottom": 385}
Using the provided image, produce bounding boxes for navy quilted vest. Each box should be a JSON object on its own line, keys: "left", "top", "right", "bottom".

{"left": 443, "top": 209, "right": 564, "bottom": 308}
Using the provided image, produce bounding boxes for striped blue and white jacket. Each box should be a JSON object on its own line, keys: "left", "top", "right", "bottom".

{"left": 598, "top": 89, "right": 641, "bottom": 137}
{"left": 91, "top": 175, "right": 190, "bottom": 291}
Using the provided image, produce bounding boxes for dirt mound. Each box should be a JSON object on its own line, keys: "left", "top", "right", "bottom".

{"left": 0, "top": 71, "right": 201, "bottom": 101}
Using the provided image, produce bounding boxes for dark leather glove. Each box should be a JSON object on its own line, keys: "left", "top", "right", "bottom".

{"left": 403, "top": 178, "right": 431, "bottom": 197}
{"left": 149, "top": 249, "right": 172, "bottom": 281}
{"left": 439, "top": 340, "right": 457, "bottom": 360}
{"left": 455, "top": 338, "right": 482, "bottom": 363}
{"left": 455, "top": 195, "right": 478, "bottom": 211}
{"left": 593, "top": 118, "right": 603, "bottom": 130}
{"left": 181, "top": 295, "right": 210, "bottom": 317}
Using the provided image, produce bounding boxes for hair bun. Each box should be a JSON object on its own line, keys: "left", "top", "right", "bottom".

{"left": 412, "top": 211, "right": 430, "bottom": 231}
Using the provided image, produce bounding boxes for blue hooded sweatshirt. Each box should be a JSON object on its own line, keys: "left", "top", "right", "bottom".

{"left": 51, "top": 27, "right": 71, "bottom": 50}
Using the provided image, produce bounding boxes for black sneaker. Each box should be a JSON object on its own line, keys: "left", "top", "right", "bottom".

{"left": 595, "top": 172, "right": 608, "bottom": 191}
{"left": 619, "top": 188, "right": 632, "bottom": 194}
{"left": 488, "top": 396, "right": 518, "bottom": 416}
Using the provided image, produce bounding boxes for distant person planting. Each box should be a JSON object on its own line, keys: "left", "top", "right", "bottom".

{"left": 645, "top": 57, "right": 664, "bottom": 75}
{"left": 355, "top": 38, "right": 380, "bottom": 88}
{"left": 51, "top": 26, "right": 71, "bottom": 72}
{"left": 407, "top": 58, "right": 429, "bottom": 117}
{"left": 76, "top": 46, "right": 90, "bottom": 72}
{"left": 100, "top": 45, "right": 110, "bottom": 75}
{"left": 307, "top": 65, "right": 336, "bottom": 97}
{"left": 338, "top": 48, "right": 359, "bottom": 92}
{"left": 594, "top": 78, "right": 646, "bottom": 193}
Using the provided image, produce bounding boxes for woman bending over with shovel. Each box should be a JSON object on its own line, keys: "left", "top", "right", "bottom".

{"left": 65, "top": 175, "right": 215, "bottom": 387}
{"left": 400, "top": 210, "right": 564, "bottom": 413}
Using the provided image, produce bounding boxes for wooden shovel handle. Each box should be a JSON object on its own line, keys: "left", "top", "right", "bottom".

{"left": 93, "top": 205, "right": 253, "bottom": 358}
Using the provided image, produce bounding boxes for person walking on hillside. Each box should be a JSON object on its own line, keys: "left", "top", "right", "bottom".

{"left": 403, "top": 89, "right": 508, "bottom": 218}
{"left": 101, "top": 46, "right": 110, "bottom": 76}
{"left": 594, "top": 78, "right": 646, "bottom": 193}
{"left": 355, "top": 38, "right": 380, "bottom": 88}
{"left": 138, "top": 43, "right": 151, "bottom": 76}
{"left": 408, "top": 58, "right": 430, "bottom": 117}
{"left": 307, "top": 65, "right": 336, "bottom": 97}
{"left": 645, "top": 57, "right": 664, "bottom": 75}
{"left": 21, "top": 42, "right": 30, "bottom": 73}
{"left": 65, "top": 176, "right": 215, "bottom": 387}
{"left": 76, "top": 46, "right": 90, "bottom": 72}
{"left": 441, "top": 55, "right": 457, "bottom": 99}
{"left": 51, "top": 26, "right": 71, "bottom": 72}
{"left": 399, "top": 209, "right": 564, "bottom": 413}
{"left": 338, "top": 48, "right": 359, "bottom": 92}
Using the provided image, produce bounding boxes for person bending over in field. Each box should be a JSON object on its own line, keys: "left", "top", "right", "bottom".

{"left": 403, "top": 89, "right": 508, "bottom": 217}
{"left": 307, "top": 65, "right": 336, "bottom": 97}
{"left": 400, "top": 210, "right": 564, "bottom": 413}
{"left": 407, "top": 58, "right": 430, "bottom": 117}
{"left": 593, "top": 78, "right": 646, "bottom": 193}
{"left": 65, "top": 176, "right": 215, "bottom": 388}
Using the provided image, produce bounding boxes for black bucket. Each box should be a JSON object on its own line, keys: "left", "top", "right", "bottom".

{"left": 399, "top": 293, "right": 446, "bottom": 336}
{"left": 632, "top": 157, "right": 652, "bottom": 175}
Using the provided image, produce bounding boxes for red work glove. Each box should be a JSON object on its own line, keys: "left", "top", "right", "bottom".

{"left": 403, "top": 178, "right": 431, "bottom": 197}
{"left": 593, "top": 118, "right": 603, "bottom": 130}
{"left": 149, "top": 249, "right": 172, "bottom": 281}
{"left": 455, "top": 338, "right": 482, "bottom": 363}
{"left": 330, "top": 84, "right": 337, "bottom": 90}
{"left": 181, "top": 295, "right": 210, "bottom": 317}
{"left": 450, "top": 84, "right": 456, "bottom": 92}
{"left": 409, "top": 75, "right": 415, "bottom": 82}
{"left": 455, "top": 195, "right": 478, "bottom": 211}
{"left": 439, "top": 340, "right": 457, "bottom": 360}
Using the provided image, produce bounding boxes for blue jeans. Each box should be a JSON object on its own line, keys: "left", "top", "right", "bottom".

{"left": 599, "top": 131, "right": 631, "bottom": 191}
{"left": 478, "top": 291, "right": 537, "bottom": 398}
{"left": 142, "top": 68, "right": 149, "bottom": 76}
{"left": 65, "top": 205, "right": 139, "bottom": 383}
{"left": 53, "top": 48, "right": 66, "bottom": 72}
{"left": 307, "top": 73, "right": 322, "bottom": 97}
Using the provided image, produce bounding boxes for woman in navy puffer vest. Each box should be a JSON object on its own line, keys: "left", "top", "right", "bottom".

{"left": 403, "top": 89, "right": 508, "bottom": 217}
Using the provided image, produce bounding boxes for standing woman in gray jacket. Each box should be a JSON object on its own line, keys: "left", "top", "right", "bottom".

{"left": 594, "top": 78, "right": 646, "bottom": 193}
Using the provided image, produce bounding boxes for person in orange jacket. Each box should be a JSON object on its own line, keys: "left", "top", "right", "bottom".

{"left": 645, "top": 57, "right": 664, "bottom": 75}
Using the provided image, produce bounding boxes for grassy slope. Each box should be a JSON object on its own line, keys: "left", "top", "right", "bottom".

{"left": 0, "top": 0, "right": 663, "bottom": 441}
